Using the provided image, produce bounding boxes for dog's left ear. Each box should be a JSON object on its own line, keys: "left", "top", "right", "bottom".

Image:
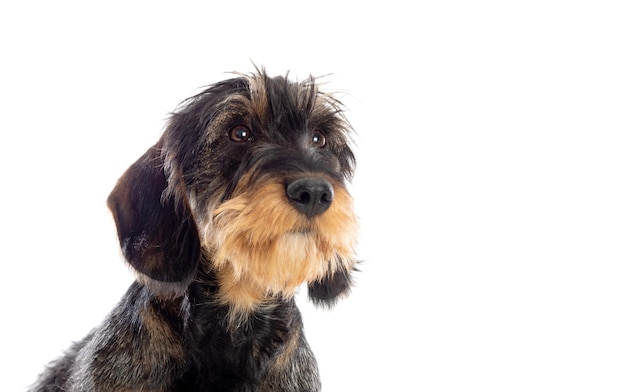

{"left": 307, "top": 266, "right": 355, "bottom": 308}
{"left": 107, "top": 144, "right": 200, "bottom": 298}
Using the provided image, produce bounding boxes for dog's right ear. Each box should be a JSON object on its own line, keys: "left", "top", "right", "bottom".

{"left": 107, "top": 144, "right": 200, "bottom": 298}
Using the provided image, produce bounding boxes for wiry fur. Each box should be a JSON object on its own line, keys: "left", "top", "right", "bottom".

{"left": 30, "top": 69, "right": 358, "bottom": 392}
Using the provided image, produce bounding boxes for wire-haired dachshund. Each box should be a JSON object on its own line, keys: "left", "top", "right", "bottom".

{"left": 31, "top": 68, "right": 358, "bottom": 391}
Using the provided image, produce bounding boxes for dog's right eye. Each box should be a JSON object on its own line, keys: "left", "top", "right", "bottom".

{"left": 229, "top": 125, "right": 253, "bottom": 142}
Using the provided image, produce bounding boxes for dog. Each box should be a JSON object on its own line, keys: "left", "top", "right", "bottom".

{"left": 30, "top": 69, "right": 358, "bottom": 391}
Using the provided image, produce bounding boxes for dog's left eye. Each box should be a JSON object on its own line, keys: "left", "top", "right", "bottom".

{"left": 311, "top": 130, "right": 326, "bottom": 148}
{"left": 229, "top": 125, "right": 253, "bottom": 142}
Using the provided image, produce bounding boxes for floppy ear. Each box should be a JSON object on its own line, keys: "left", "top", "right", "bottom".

{"left": 107, "top": 144, "right": 200, "bottom": 297}
{"left": 307, "top": 265, "right": 355, "bottom": 308}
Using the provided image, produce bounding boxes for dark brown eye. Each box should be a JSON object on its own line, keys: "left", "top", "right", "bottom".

{"left": 311, "top": 129, "right": 326, "bottom": 148}
{"left": 229, "top": 125, "right": 252, "bottom": 142}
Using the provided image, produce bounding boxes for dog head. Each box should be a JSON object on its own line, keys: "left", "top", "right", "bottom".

{"left": 108, "top": 69, "right": 358, "bottom": 313}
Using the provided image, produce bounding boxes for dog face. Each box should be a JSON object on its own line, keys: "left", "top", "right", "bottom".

{"left": 107, "top": 71, "right": 358, "bottom": 317}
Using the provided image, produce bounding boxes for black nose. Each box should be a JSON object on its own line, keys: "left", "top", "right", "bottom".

{"left": 286, "top": 177, "right": 334, "bottom": 218}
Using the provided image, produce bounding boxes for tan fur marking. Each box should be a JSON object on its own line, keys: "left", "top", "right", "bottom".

{"left": 247, "top": 74, "right": 270, "bottom": 123}
{"left": 273, "top": 327, "right": 301, "bottom": 370}
{"left": 203, "top": 177, "right": 358, "bottom": 319}
{"left": 140, "top": 304, "right": 186, "bottom": 362}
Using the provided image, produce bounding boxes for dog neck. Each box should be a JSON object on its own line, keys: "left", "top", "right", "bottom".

{"left": 216, "top": 263, "right": 297, "bottom": 331}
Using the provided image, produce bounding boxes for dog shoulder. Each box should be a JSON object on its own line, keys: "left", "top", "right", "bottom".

{"left": 34, "top": 283, "right": 189, "bottom": 391}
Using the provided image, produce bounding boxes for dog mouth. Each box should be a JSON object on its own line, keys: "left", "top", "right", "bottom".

{"left": 202, "top": 178, "right": 358, "bottom": 304}
{"left": 206, "top": 178, "right": 356, "bottom": 255}
{"left": 287, "top": 222, "right": 316, "bottom": 236}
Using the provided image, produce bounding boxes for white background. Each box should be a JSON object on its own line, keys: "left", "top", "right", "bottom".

{"left": 1, "top": 1, "right": 625, "bottom": 391}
